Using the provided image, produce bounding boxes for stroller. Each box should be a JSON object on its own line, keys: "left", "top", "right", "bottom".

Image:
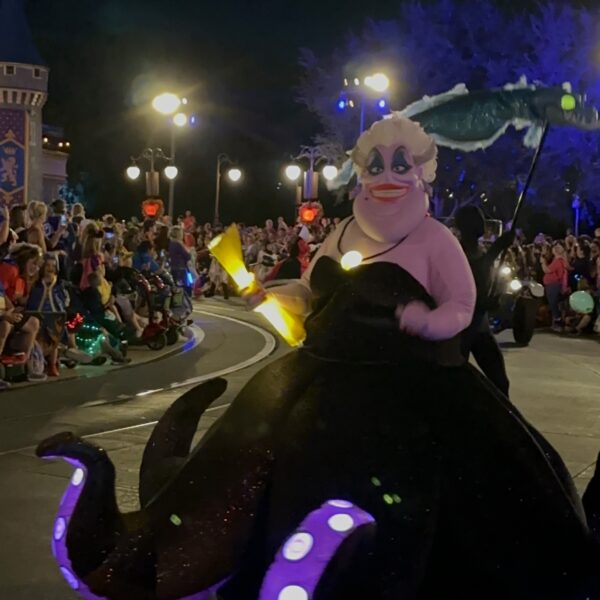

{"left": 134, "top": 270, "right": 193, "bottom": 349}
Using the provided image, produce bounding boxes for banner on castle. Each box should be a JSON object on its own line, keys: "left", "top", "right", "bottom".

{"left": 0, "top": 109, "right": 27, "bottom": 205}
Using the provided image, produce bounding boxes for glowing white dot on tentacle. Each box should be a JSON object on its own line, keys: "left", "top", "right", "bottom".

{"left": 327, "top": 513, "right": 355, "bottom": 533}
{"left": 71, "top": 468, "right": 85, "bottom": 487}
{"left": 53, "top": 517, "right": 66, "bottom": 541}
{"left": 278, "top": 585, "right": 309, "bottom": 600}
{"left": 282, "top": 532, "right": 314, "bottom": 561}
{"left": 60, "top": 566, "right": 80, "bottom": 590}
{"left": 327, "top": 499, "right": 353, "bottom": 508}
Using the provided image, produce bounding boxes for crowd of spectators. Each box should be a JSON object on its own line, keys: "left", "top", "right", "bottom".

{"left": 476, "top": 224, "right": 600, "bottom": 335}
{"left": 0, "top": 197, "right": 597, "bottom": 391}
{"left": 0, "top": 199, "right": 342, "bottom": 390}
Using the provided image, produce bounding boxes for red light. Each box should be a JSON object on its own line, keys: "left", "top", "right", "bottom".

{"left": 142, "top": 198, "right": 164, "bottom": 219}
{"left": 300, "top": 207, "right": 317, "bottom": 223}
{"left": 66, "top": 313, "right": 85, "bottom": 332}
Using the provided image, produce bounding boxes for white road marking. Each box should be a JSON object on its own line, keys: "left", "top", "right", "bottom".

{"left": 0, "top": 310, "right": 276, "bottom": 457}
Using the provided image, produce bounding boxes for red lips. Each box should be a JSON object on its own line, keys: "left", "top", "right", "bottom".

{"left": 369, "top": 183, "right": 411, "bottom": 202}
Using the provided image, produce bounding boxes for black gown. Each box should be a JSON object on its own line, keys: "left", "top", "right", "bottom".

{"left": 38, "top": 257, "right": 600, "bottom": 600}
{"left": 219, "top": 257, "right": 598, "bottom": 599}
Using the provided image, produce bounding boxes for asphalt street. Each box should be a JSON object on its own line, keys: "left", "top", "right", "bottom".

{"left": 0, "top": 299, "right": 598, "bottom": 599}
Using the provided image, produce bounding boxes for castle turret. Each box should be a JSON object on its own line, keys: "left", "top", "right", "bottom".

{"left": 0, "top": 0, "right": 48, "bottom": 205}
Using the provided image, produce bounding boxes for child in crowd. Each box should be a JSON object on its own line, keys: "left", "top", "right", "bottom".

{"left": 80, "top": 272, "right": 129, "bottom": 364}
{"left": 26, "top": 257, "right": 68, "bottom": 376}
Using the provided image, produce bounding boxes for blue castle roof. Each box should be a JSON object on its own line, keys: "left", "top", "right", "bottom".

{"left": 0, "top": 0, "right": 44, "bottom": 66}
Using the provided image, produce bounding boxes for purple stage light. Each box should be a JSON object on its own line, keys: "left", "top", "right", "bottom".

{"left": 258, "top": 499, "right": 375, "bottom": 600}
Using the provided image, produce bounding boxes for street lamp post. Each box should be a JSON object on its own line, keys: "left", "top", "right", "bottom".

{"left": 339, "top": 72, "right": 390, "bottom": 135}
{"left": 285, "top": 146, "right": 338, "bottom": 203}
{"left": 214, "top": 154, "right": 243, "bottom": 227}
{"left": 152, "top": 93, "right": 191, "bottom": 219}
{"left": 126, "top": 147, "right": 176, "bottom": 199}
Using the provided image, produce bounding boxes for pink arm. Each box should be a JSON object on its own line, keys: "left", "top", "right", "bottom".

{"left": 400, "top": 226, "right": 475, "bottom": 341}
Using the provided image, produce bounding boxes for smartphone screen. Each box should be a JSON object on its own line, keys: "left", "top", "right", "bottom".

{"left": 60, "top": 215, "right": 68, "bottom": 226}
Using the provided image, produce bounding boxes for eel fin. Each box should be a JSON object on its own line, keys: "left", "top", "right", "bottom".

{"left": 139, "top": 378, "right": 228, "bottom": 507}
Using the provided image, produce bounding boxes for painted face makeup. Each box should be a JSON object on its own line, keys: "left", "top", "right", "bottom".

{"left": 353, "top": 144, "right": 429, "bottom": 243}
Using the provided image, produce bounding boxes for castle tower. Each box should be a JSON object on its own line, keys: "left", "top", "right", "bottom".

{"left": 0, "top": 0, "right": 48, "bottom": 205}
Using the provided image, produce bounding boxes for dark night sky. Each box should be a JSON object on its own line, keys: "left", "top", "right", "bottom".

{"left": 24, "top": 0, "right": 597, "bottom": 223}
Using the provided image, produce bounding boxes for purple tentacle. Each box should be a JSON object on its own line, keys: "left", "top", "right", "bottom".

{"left": 259, "top": 499, "right": 375, "bottom": 600}
{"left": 43, "top": 455, "right": 107, "bottom": 600}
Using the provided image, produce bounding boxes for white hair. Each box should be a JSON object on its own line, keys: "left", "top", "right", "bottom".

{"left": 351, "top": 115, "right": 438, "bottom": 183}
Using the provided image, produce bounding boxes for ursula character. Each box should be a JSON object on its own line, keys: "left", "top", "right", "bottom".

{"left": 38, "top": 116, "right": 600, "bottom": 600}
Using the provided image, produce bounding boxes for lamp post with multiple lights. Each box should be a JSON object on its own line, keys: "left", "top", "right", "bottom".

{"left": 214, "top": 153, "right": 243, "bottom": 226}
{"left": 337, "top": 72, "right": 391, "bottom": 134}
{"left": 151, "top": 92, "right": 192, "bottom": 218}
{"left": 285, "top": 146, "right": 339, "bottom": 202}
{"left": 284, "top": 146, "right": 338, "bottom": 224}
{"left": 125, "top": 147, "right": 177, "bottom": 198}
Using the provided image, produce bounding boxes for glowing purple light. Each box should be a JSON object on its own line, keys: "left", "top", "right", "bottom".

{"left": 259, "top": 500, "right": 375, "bottom": 600}
{"left": 378, "top": 99, "right": 387, "bottom": 109}
{"left": 337, "top": 99, "right": 346, "bottom": 111}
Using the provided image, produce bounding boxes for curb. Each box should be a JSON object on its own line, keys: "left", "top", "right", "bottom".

{"left": 3, "top": 325, "right": 204, "bottom": 393}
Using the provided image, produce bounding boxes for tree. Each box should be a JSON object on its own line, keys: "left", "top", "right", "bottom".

{"left": 297, "top": 0, "right": 600, "bottom": 225}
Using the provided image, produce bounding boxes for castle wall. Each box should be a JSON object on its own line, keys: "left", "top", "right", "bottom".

{"left": 0, "top": 62, "right": 48, "bottom": 205}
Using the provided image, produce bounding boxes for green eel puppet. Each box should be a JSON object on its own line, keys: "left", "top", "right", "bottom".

{"left": 38, "top": 78, "right": 600, "bottom": 600}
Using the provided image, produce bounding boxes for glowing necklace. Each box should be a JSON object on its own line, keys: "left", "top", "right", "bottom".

{"left": 337, "top": 217, "right": 408, "bottom": 270}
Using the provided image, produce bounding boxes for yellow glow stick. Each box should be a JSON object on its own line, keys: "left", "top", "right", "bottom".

{"left": 208, "top": 226, "right": 306, "bottom": 347}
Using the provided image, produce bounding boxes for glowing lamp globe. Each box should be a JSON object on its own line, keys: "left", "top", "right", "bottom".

{"left": 164, "top": 165, "right": 178, "bottom": 180}
{"left": 152, "top": 93, "right": 181, "bottom": 115}
{"left": 173, "top": 112, "right": 188, "bottom": 127}
{"left": 126, "top": 165, "right": 141, "bottom": 180}
{"left": 227, "top": 168, "right": 242, "bottom": 182}
{"left": 322, "top": 165, "right": 338, "bottom": 181}
{"left": 365, "top": 73, "right": 390, "bottom": 93}
{"left": 341, "top": 251, "right": 363, "bottom": 271}
{"left": 285, "top": 165, "right": 302, "bottom": 182}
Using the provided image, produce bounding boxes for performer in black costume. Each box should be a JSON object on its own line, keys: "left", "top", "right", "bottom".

{"left": 455, "top": 205, "right": 514, "bottom": 396}
{"left": 37, "top": 116, "right": 600, "bottom": 600}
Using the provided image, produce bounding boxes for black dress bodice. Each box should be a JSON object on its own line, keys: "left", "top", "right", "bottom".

{"left": 303, "top": 256, "right": 463, "bottom": 365}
